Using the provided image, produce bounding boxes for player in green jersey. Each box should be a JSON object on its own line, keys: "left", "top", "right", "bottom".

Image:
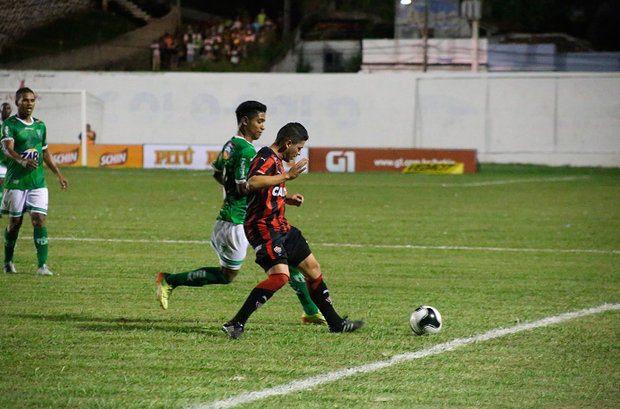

{"left": 157, "top": 101, "right": 325, "bottom": 325}
{"left": 0, "top": 102, "right": 13, "bottom": 208}
{"left": 0, "top": 87, "right": 68, "bottom": 275}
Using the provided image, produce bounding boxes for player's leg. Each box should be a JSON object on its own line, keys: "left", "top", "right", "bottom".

{"left": 283, "top": 227, "right": 323, "bottom": 322}
{"left": 288, "top": 226, "right": 363, "bottom": 333}
{"left": 31, "top": 212, "right": 53, "bottom": 276}
{"left": 288, "top": 266, "right": 326, "bottom": 325}
{"left": 222, "top": 263, "right": 290, "bottom": 339}
{"left": 156, "top": 221, "right": 243, "bottom": 310}
{"left": 222, "top": 232, "right": 290, "bottom": 339}
{"left": 296, "top": 253, "right": 363, "bottom": 333}
{"left": 2, "top": 188, "right": 26, "bottom": 273}
{"left": 27, "top": 188, "right": 52, "bottom": 276}
{"left": 3, "top": 216, "right": 21, "bottom": 273}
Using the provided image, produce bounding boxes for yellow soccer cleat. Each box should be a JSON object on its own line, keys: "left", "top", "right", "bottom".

{"left": 302, "top": 311, "right": 327, "bottom": 325}
{"left": 156, "top": 272, "right": 173, "bottom": 310}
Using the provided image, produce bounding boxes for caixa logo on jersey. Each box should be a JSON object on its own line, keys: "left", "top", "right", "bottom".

{"left": 272, "top": 186, "right": 287, "bottom": 197}
{"left": 326, "top": 151, "right": 355, "bottom": 172}
{"left": 20, "top": 149, "right": 39, "bottom": 161}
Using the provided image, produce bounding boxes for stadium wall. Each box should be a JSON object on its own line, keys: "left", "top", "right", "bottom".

{"left": 0, "top": 70, "right": 618, "bottom": 167}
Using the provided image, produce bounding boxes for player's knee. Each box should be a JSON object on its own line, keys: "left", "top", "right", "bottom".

{"left": 302, "top": 258, "right": 321, "bottom": 278}
{"left": 31, "top": 213, "right": 46, "bottom": 228}
{"left": 222, "top": 268, "right": 238, "bottom": 283}
{"left": 7, "top": 217, "right": 23, "bottom": 232}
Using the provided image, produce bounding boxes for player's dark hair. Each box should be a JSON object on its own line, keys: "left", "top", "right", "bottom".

{"left": 275, "top": 122, "right": 309, "bottom": 146}
{"left": 15, "top": 87, "right": 35, "bottom": 103}
{"left": 235, "top": 100, "right": 266, "bottom": 123}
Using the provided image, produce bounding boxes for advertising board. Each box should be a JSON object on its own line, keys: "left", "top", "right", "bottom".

{"left": 48, "top": 144, "right": 143, "bottom": 168}
{"left": 309, "top": 148, "right": 477, "bottom": 173}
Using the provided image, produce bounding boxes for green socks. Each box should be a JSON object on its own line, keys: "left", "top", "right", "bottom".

{"left": 33, "top": 227, "right": 48, "bottom": 268}
{"left": 288, "top": 267, "right": 319, "bottom": 316}
{"left": 163, "top": 265, "right": 320, "bottom": 318}
{"left": 166, "top": 267, "right": 229, "bottom": 287}
{"left": 4, "top": 228, "right": 18, "bottom": 264}
{"left": 4, "top": 227, "right": 49, "bottom": 267}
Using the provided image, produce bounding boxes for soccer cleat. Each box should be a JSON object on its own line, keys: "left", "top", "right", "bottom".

{"left": 156, "top": 273, "right": 173, "bottom": 310}
{"left": 222, "top": 320, "right": 244, "bottom": 339}
{"left": 36, "top": 264, "right": 54, "bottom": 276}
{"left": 302, "top": 311, "right": 327, "bottom": 325}
{"left": 3, "top": 262, "right": 16, "bottom": 274}
{"left": 329, "top": 317, "right": 364, "bottom": 333}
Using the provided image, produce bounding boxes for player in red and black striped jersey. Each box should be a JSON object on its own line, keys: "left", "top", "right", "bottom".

{"left": 244, "top": 144, "right": 292, "bottom": 243}
{"left": 222, "top": 122, "right": 364, "bottom": 339}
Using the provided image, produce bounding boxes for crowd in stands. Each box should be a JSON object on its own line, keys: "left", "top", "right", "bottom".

{"left": 151, "top": 9, "right": 277, "bottom": 71}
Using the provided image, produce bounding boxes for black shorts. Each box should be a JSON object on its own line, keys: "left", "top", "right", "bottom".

{"left": 250, "top": 226, "right": 312, "bottom": 271}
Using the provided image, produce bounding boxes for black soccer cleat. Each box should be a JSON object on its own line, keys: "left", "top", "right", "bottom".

{"left": 329, "top": 318, "right": 364, "bottom": 333}
{"left": 222, "top": 321, "right": 244, "bottom": 339}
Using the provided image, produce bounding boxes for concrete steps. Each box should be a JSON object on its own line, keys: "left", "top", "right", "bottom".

{"left": 111, "top": 0, "right": 151, "bottom": 22}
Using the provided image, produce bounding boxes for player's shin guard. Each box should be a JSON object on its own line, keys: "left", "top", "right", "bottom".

{"left": 4, "top": 228, "right": 18, "bottom": 263}
{"left": 306, "top": 275, "right": 344, "bottom": 331}
{"left": 33, "top": 227, "right": 48, "bottom": 268}
{"left": 288, "top": 267, "right": 319, "bottom": 315}
{"left": 165, "top": 267, "right": 230, "bottom": 287}
{"left": 232, "top": 273, "right": 289, "bottom": 325}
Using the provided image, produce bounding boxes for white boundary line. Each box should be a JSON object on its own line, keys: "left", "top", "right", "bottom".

{"left": 440, "top": 176, "right": 590, "bottom": 187}
{"left": 315, "top": 242, "right": 620, "bottom": 255}
{"left": 188, "top": 303, "right": 620, "bottom": 409}
{"left": 40, "top": 237, "right": 620, "bottom": 255}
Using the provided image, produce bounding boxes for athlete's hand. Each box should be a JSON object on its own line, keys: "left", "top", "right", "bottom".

{"left": 285, "top": 158, "right": 308, "bottom": 180}
{"left": 285, "top": 193, "right": 304, "bottom": 207}
{"left": 57, "top": 174, "right": 68, "bottom": 190}
{"left": 21, "top": 158, "right": 38, "bottom": 170}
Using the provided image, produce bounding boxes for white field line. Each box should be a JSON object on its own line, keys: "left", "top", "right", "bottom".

{"left": 315, "top": 242, "right": 620, "bottom": 255}
{"left": 187, "top": 303, "right": 620, "bottom": 409}
{"left": 440, "top": 175, "right": 590, "bottom": 187}
{"left": 40, "top": 236, "right": 620, "bottom": 255}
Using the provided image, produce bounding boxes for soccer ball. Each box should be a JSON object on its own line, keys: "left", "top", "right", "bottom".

{"left": 410, "top": 305, "right": 442, "bottom": 335}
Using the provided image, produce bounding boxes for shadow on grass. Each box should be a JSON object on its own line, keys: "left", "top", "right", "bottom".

{"left": 9, "top": 312, "right": 224, "bottom": 335}
{"left": 9, "top": 312, "right": 324, "bottom": 338}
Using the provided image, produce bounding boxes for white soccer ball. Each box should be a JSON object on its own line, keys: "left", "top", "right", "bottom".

{"left": 410, "top": 305, "right": 442, "bottom": 335}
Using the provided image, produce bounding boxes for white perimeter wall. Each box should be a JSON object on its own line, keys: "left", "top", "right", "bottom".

{"left": 0, "top": 70, "right": 618, "bottom": 167}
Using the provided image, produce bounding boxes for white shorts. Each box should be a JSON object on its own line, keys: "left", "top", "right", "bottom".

{"left": 0, "top": 165, "right": 6, "bottom": 178}
{"left": 0, "top": 188, "right": 48, "bottom": 217}
{"left": 210, "top": 220, "right": 249, "bottom": 270}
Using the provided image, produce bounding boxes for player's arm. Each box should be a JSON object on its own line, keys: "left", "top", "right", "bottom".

{"left": 42, "top": 149, "right": 68, "bottom": 190}
{"left": 285, "top": 194, "right": 304, "bottom": 207}
{"left": 247, "top": 158, "right": 308, "bottom": 190}
{"left": 236, "top": 179, "right": 250, "bottom": 195}
{"left": 212, "top": 151, "right": 225, "bottom": 186}
{"left": 235, "top": 150, "right": 254, "bottom": 195}
{"left": 213, "top": 170, "right": 224, "bottom": 186}
{"left": 1, "top": 139, "right": 38, "bottom": 170}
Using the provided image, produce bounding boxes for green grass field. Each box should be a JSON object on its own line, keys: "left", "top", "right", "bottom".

{"left": 0, "top": 165, "right": 618, "bottom": 409}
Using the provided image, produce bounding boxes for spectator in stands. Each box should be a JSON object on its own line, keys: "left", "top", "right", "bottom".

{"left": 186, "top": 41, "right": 195, "bottom": 64}
{"left": 157, "top": 10, "right": 278, "bottom": 69}
{"left": 151, "top": 39, "right": 161, "bottom": 71}
{"left": 255, "top": 8, "right": 267, "bottom": 31}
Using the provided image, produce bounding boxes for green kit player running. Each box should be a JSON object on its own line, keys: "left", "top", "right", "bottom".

{"left": 0, "top": 87, "right": 68, "bottom": 275}
{"left": 156, "top": 100, "right": 325, "bottom": 325}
